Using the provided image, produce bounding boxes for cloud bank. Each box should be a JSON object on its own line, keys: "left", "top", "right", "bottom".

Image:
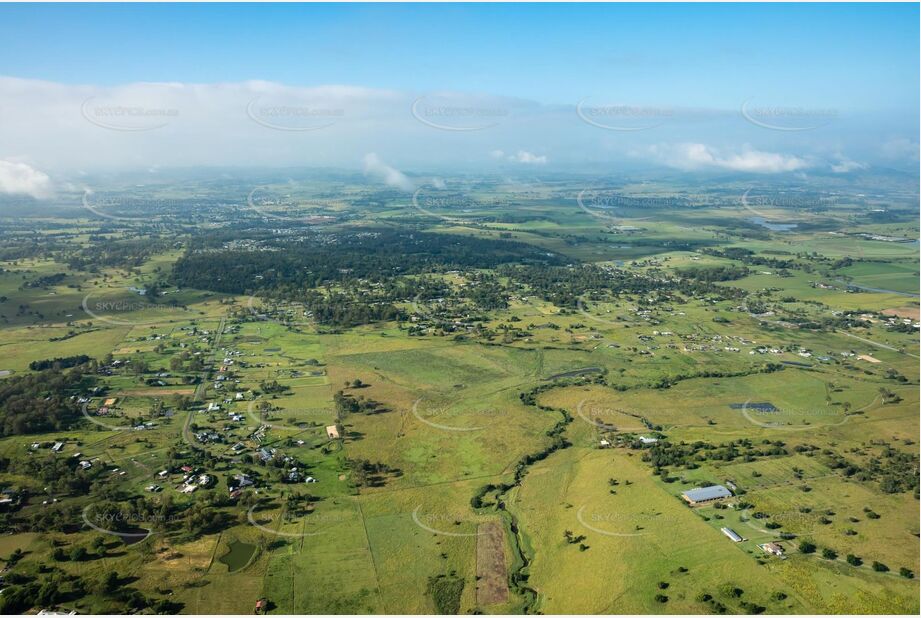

{"left": 0, "top": 76, "right": 914, "bottom": 180}
{"left": 645, "top": 143, "right": 812, "bottom": 173}
{"left": 363, "top": 153, "right": 414, "bottom": 191}
{"left": 0, "top": 160, "right": 53, "bottom": 199}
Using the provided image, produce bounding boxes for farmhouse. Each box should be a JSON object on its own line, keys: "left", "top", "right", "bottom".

{"left": 759, "top": 542, "right": 784, "bottom": 556}
{"left": 681, "top": 485, "right": 732, "bottom": 506}
{"left": 720, "top": 527, "right": 743, "bottom": 542}
{"left": 326, "top": 425, "right": 340, "bottom": 440}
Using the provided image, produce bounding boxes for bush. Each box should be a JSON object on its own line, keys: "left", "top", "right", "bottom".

{"left": 899, "top": 567, "right": 914, "bottom": 579}
{"left": 846, "top": 554, "right": 862, "bottom": 567}
{"left": 798, "top": 541, "right": 816, "bottom": 554}
{"left": 872, "top": 561, "right": 889, "bottom": 572}
{"left": 654, "top": 594, "right": 668, "bottom": 603}
{"left": 821, "top": 548, "right": 837, "bottom": 560}
{"left": 718, "top": 583, "right": 743, "bottom": 598}
{"left": 427, "top": 575, "right": 464, "bottom": 614}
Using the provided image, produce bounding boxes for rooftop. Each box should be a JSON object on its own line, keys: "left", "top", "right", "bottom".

{"left": 682, "top": 485, "right": 732, "bottom": 502}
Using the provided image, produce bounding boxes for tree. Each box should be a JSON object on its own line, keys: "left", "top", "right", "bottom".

{"left": 798, "top": 540, "right": 816, "bottom": 554}
{"left": 821, "top": 548, "right": 837, "bottom": 560}
{"left": 872, "top": 561, "right": 889, "bottom": 572}
{"left": 69, "top": 546, "right": 88, "bottom": 562}
{"left": 92, "top": 535, "right": 107, "bottom": 556}
{"left": 105, "top": 570, "right": 120, "bottom": 592}
{"left": 846, "top": 554, "right": 862, "bottom": 566}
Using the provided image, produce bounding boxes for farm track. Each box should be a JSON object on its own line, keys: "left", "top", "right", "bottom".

{"left": 838, "top": 330, "right": 920, "bottom": 360}
{"left": 184, "top": 316, "right": 227, "bottom": 449}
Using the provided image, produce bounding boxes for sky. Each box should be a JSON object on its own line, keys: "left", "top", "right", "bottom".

{"left": 0, "top": 3, "right": 917, "bottom": 196}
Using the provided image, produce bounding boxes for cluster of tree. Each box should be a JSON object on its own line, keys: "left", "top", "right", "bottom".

{"left": 643, "top": 438, "right": 788, "bottom": 471}
{"left": 0, "top": 567, "right": 182, "bottom": 614}
{"left": 173, "top": 228, "right": 564, "bottom": 295}
{"left": 677, "top": 264, "right": 751, "bottom": 282}
{"left": 303, "top": 290, "right": 404, "bottom": 328}
{"left": 822, "top": 445, "right": 920, "bottom": 494}
{"left": 19, "top": 272, "right": 68, "bottom": 290}
{"left": 259, "top": 379, "right": 290, "bottom": 395}
{"left": 347, "top": 458, "right": 401, "bottom": 488}
{"left": 701, "top": 247, "right": 797, "bottom": 271}
{"left": 66, "top": 236, "right": 173, "bottom": 271}
{"left": 0, "top": 367, "right": 92, "bottom": 436}
{"left": 4, "top": 454, "right": 108, "bottom": 503}
{"left": 334, "top": 391, "right": 386, "bottom": 418}
{"left": 28, "top": 355, "right": 92, "bottom": 372}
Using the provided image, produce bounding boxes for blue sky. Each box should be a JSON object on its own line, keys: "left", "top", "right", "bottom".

{"left": 0, "top": 3, "right": 917, "bottom": 182}
{"left": 1, "top": 3, "right": 917, "bottom": 110}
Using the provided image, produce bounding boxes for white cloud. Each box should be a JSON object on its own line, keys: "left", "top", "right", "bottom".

{"left": 363, "top": 153, "right": 414, "bottom": 191}
{"left": 879, "top": 137, "right": 919, "bottom": 162}
{"left": 0, "top": 159, "right": 53, "bottom": 199}
{"left": 645, "top": 143, "right": 810, "bottom": 173}
{"left": 508, "top": 150, "right": 547, "bottom": 165}
{"left": 830, "top": 157, "right": 866, "bottom": 173}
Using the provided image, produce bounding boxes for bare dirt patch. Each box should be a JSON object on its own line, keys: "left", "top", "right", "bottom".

{"left": 476, "top": 520, "right": 508, "bottom": 606}
{"left": 882, "top": 307, "right": 920, "bottom": 320}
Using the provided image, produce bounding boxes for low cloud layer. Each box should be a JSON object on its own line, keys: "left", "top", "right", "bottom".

{"left": 363, "top": 153, "right": 414, "bottom": 191}
{"left": 0, "top": 159, "right": 53, "bottom": 199}
{"left": 0, "top": 76, "right": 914, "bottom": 179}
{"left": 645, "top": 143, "right": 812, "bottom": 173}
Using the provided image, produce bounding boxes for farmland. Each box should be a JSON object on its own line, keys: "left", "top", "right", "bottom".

{"left": 0, "top": 172, "right": 917, "bottom": 614}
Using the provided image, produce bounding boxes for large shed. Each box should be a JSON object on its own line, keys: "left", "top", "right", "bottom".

{"left": 681, "top": 485, "right": 732, "bottom": 505}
